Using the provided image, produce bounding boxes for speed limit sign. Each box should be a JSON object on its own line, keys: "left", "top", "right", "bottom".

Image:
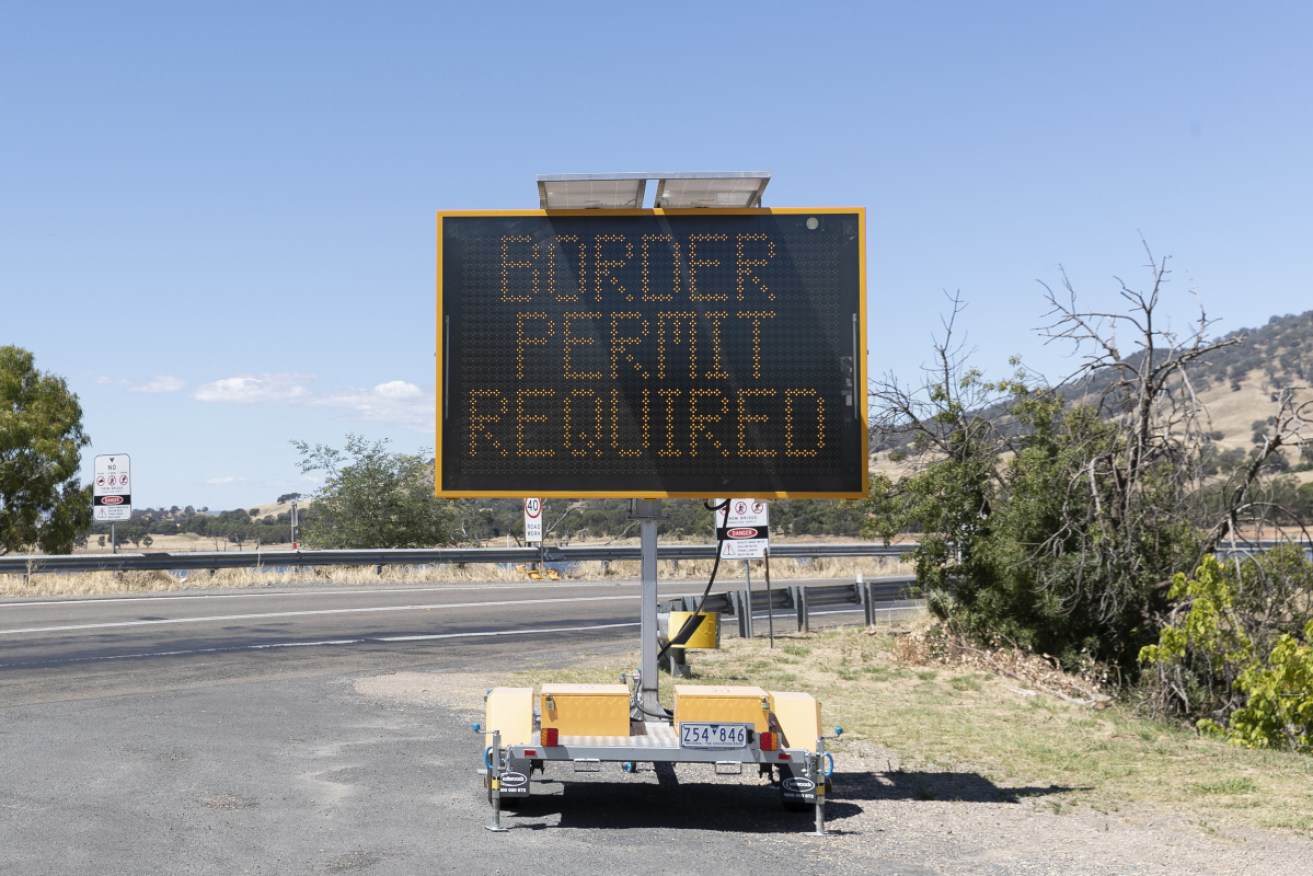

{"left": 523, "top": 498, "right": 543, "bottom": 543}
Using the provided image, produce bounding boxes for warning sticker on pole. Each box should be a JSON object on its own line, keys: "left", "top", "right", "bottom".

{"left": 714, "top": 498, "right": 769, "bottom": 559}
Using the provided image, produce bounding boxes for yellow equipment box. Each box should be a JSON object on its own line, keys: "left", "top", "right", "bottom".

{"left": 673, "top": 685, "right": 771, "bottom": 732}
{"left": 668, "top": 611, "right": 720, "bottom": 649}
{"left": 540, "top": 684, "right": 631, "bottom": 737}
{"left": 768, "top": 691, "right": 823, "bottom": 751}
{"left": 484, "top": 687, "right": 535, "bottom": 748}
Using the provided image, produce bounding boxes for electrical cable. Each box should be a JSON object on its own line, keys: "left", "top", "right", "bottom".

{"left": 656, "top": 498, "right": 730, "bottom": 665}
{"left": 633, "top": 499, "right": 731, "bottom": 721}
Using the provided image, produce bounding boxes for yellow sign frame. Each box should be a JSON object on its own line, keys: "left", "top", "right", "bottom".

{"left": 436, "top": 207, "right": 867, "bottom": 499}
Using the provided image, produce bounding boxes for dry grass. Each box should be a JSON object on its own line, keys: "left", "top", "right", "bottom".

{"left": 0, "top": 563, "right": 533, "bottom": 599}
{"left": 0, "top": 553, "right": 912, "bottom": 599}
{"left": 671, "top": 625, "right": 1313, "bottom": 836}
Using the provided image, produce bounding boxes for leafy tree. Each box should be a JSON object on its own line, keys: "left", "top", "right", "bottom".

{"left": 866, "top": 250, "right": 1308, "bottom": 674}
{"left": 292, "top": 434, "right": 454, "bottom": 549}
{"left": 0, "top": 346, "right": 93, "bottom": 554}
{"left": 1141, "top": 552, "right": 1313, "bottom": 751}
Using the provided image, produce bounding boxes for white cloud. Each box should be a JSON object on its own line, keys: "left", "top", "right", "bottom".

{"left": 374, "top": 380, "right": 422, "bottom": 399}
{"left": 95, "top": 375, "right": 130, "bottom": 387}
{"left": 315, "top": 381, "right": 433, "bottom": 429}
{"left": 191, "top": 372, "right": 430, "bottom": 429}
{"left": 194, "top": 374, "right": 312, "bottom": 404}
{"left": 204, "top": 475, "right": 247, "bottom": 486}
{"left": 132, "top": 375, "right": 185, "bottom": 393}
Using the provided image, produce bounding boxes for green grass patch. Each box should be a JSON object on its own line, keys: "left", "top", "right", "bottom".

{"left": 669, "top": 628, "right": 1313, "bottom": 837}
{"left": 1191, "top": 778, "right": 1258, "bottom": 796}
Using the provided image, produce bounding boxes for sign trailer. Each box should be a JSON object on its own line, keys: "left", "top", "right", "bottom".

{"left": 446, "top": 190, "right": 858, "bottom": 833}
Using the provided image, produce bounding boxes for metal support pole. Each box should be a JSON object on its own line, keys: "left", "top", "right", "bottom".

{"left": 764, "top": 548, "right": 774, "bottom": 648}
{"left": 793, "top": 585, "right": 809, "bottom": 633}
{"left": 486, "top": 730, "right": 509, "bottom": 832}
{"left": 859, "top": 572, "right": 874, "bottom": 627}
{"left": 804, "top": 735, "right": 829, "bottom": 837}
{"left": 743, "top": 559, "right": 755, "bottom": 639}
{"left": 731, "top": 590, "right": 750, "bottom": 638}
{"left": 635, "top": 499, "right": 664, "bottom": 718}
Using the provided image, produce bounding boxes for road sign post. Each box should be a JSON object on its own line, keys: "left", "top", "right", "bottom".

{"left": 93, "top": 454, "right": 132, "bottom": 554}
{"left": 523, "top": 498, "right": 543, "bottom": 544}
{"left": 714, "top": 498, "right": 769, "bottom": 559}
{"left": 93, "top": 455, "right": 132, "bottom": 520}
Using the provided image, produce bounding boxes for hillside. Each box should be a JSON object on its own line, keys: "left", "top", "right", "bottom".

{"left": 873, "top": 308, "right": 1313, "bottom": 484}
{"left": 87, "top": 311, "right": 1313, "bottom": 550}
{"left": 1081, "top": 309, "right": 1313, "bottom": 472}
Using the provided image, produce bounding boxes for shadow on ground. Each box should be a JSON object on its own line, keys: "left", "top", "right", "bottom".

{"left": 493, "top": 765, "right": 1081, "bottom": 833}
{"left": 835, "top": 768, "right": 1081, "bottom": 805}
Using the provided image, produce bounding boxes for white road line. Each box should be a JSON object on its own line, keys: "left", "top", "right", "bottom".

{"left": 0, "top": 622, "right": 641, "bottom": 669}
{"left": 0, "top": 594, "right": 640, "bottom": 636}
{"left": 0, "top": 581, "right": 637, "bottom": 609}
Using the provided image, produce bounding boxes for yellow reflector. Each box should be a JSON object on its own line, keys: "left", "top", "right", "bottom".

{"left": 668, "top": 611, "right": 720, "bottom": 650}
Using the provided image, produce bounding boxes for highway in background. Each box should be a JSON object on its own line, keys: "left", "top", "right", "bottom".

{"left": 0, "top": 577, "right": 907, "bottom": 876}
{"left": 0, "top": 578, "right": 864, "bottom": 706}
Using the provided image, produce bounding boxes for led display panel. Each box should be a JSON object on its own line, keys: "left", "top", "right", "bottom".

{"left": 436, "top": 209, "right": 866, "bottom": 498}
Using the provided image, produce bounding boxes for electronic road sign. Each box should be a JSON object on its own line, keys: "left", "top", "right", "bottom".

{"left": 436, "top": 208, "right": 866, "bottom": 498}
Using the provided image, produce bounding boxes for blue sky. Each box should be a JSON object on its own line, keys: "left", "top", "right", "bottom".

{"left": 3, "top": 1, "right": 1310, "bottom": 510}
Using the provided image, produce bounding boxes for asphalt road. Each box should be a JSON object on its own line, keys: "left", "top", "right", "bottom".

{"left": 0, "top": 581, "right": 638, "bottom": 705}
{"left": 0, "top": 578, "right": 871, "bottom": 705}
{"left": 1, "top": 578, "right": 904, "bottom": 876}
{"left": 4, "top": 580, "right": 1308, "bottom": 875}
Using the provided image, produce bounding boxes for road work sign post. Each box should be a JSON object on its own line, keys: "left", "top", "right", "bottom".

{"left": 523, "top": 498, "right": 542, "bottom": 544}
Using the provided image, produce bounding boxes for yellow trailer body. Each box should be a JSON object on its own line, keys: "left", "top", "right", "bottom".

{"left": 768, "top": 691, "right": 823, "bottom": 752}
{"left": 483, "top": 687, "right": 535, "bottom": 748}
{"left": 540, "top": 684, "right": 631, "bottom": 737}
{"left": 673, "top": 685, "right": 771, "bottom": 732}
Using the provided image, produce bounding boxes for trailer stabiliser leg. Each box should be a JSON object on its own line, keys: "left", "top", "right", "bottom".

{"left": 804, "top": 736, "right": 828, "bottom": 837}
{"left": 486, "top": 730, "right": 509, "bottom": 833}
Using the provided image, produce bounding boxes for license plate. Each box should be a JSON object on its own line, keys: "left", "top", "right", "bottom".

{"left": 679, "top": 722, "right": 751, "bottom": 749}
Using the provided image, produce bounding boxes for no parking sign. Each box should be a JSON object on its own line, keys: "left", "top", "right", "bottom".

{"left": 93, "top": 454, "right": 132, "bottom": 522}
{"left": 714, "top": 498, "right": 769, "bottom": 559}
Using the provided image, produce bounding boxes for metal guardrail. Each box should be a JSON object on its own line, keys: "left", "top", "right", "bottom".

{"left": 0, "top": 542, "right": 919, "bottom": 576}
{"left": 6, "top": 537, "right": 1303, "bottom": 578}
{"left": 661, "top": 575, "right": 921, "bottom": 636}
{"left": 2, "top": 539, "right": 923, "bottom": 637}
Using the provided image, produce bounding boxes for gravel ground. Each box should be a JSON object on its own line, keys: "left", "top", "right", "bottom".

{"left": 5, "top": 660, "right": 1308, "bottom": 876}
{"left": 363, "top": 670, "right": 1313, "bottom": 876}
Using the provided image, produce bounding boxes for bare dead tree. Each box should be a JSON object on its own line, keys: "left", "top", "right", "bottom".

{"left": 867, "top": 243, "right": 1312, "bottom": 678}
{"left": 871, "top": 292, "right": 1020, "bottom": 477}
{"left": 1037, "top": 243, "right": 1310, "bottom": 621}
